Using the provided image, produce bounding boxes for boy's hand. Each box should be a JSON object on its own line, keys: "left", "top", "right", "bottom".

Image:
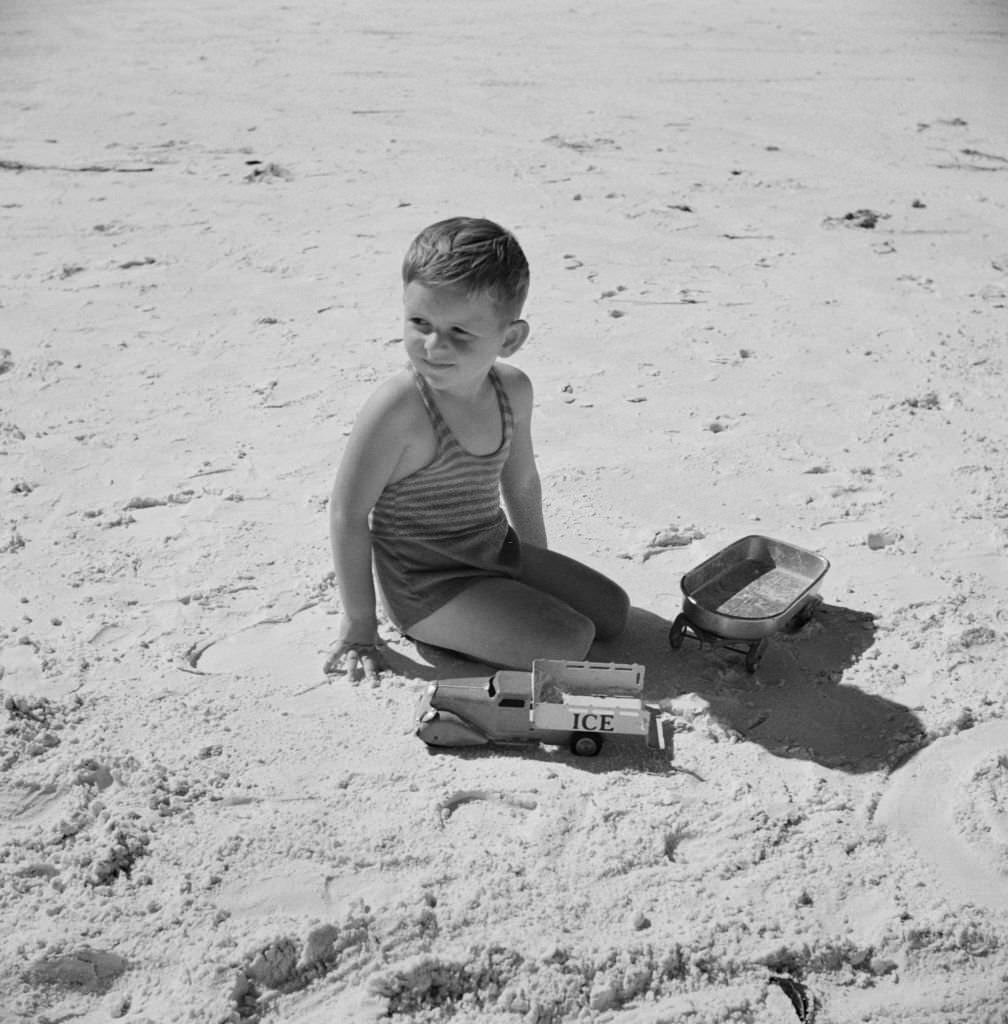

{"left": 325, "top": 614, "right": 384, "bottom": 681}
{"left": 324, "top": 640, "right": 386, "bottom": 682}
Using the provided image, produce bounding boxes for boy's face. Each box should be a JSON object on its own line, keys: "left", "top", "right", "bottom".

{"left": 402, "top": 281, "right": 527, "bottom": 393}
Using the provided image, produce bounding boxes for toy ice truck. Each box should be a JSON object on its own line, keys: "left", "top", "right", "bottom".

{"left": 415, "top": 659, "right": 665, "bottom": 756}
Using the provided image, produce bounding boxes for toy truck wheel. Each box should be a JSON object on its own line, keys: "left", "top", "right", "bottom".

{"left": 745, "top": 639, "right": 768, "bottom": 673}
{"left": 669, "top": 614, "right": 688, "bottom": 649}
{"left": 570, "top": 733, "right": 602, "bottom": 757}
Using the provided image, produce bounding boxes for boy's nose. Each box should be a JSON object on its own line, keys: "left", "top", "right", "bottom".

{"left": 424, "top": 330, "right": 450, "bottom": 352}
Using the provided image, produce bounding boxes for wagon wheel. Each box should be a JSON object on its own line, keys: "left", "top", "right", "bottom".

{"left": 570, "top": 733, "right": 602, "bottom": 757}
{"left": 799, "top": 598, "right": 823, "bottom": 626}
{"left": 745, "top": 638, "right": 769, "bottom": 673}
{"left": 668, "top": 614, "right": 688, "bottom": 649}
{"left": 788, "top": 595, "right": 823, "bottom": 632}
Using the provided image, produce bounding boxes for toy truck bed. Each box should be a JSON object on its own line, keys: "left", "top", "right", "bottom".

{"left": 532, "top": 692, "right": 652, "bottom": 736}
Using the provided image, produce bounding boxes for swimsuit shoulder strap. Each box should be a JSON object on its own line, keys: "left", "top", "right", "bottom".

{"left": 488, "top": 366, "right": 514, "bottom": 444}
{"left": 409, "top": 364, "right": 454, "bottom": 448}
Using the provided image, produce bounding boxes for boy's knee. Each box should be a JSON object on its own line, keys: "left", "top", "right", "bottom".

{"left": 569, "top": 611, "right": 597, "bottom": 658}
{"left": 595, "top": 584, "right": 630, "bottom": 641}
{"left": 541, "top": 606, "right": 595, "bottom": 662}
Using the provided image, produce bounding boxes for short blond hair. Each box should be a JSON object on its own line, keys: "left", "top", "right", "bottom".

{"left": 402, "top": 217, "right": 530, "bottom": 319}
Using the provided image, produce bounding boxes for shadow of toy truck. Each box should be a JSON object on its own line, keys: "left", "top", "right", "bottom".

{"left": 415, "top": 659, "right": 666, "bottom": 756}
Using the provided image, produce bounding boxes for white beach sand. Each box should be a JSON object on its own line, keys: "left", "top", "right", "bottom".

{"left": 2, "top": 0, "right": 1007, "bottom": 1020}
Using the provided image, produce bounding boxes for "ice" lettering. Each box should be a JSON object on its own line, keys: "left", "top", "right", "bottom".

{"left": 570, "top": 712, "right": 615, "bottom": 732}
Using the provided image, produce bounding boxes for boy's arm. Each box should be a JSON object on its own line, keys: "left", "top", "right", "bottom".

{"left": 329, "top": 380, "right": 413, "bottom": 645}
{"left": 499, "top": 367, "right": 548, "bottom": 548}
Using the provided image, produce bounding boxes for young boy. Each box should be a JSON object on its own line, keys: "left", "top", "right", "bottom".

{"left": 327, "top": 217, "right": 629, "bottom": 680}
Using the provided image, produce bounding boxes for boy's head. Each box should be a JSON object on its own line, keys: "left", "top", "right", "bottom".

{"left": 402, "top": 218, "right": 530, "bottom": 323}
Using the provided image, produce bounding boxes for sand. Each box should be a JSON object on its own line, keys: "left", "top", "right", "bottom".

{"left": 2, "top": 0, "right": 1007, "bottom": 1020}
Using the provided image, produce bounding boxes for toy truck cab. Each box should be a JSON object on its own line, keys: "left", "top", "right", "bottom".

{"left": 415, "top": 659, "right": 663, "bottom": 756}
{"left": 414, "top": 668, "right": 535, "bottom": 746}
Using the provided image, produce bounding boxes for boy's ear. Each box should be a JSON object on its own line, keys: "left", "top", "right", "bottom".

{"left": 501, "top": 319, "right": 530, "bottom": 356}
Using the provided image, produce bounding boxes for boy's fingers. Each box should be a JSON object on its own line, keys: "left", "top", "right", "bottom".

{"left": 323, "top": 642, "right": 384, "bottom": 680}
{"left": 324, "top": 645, "right": 348, "bottom": 675}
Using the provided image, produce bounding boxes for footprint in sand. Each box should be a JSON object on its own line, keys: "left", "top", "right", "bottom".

{"left": 0, "top": 777, "right": 65, "bottom": 823}
{"left": 26, "top": 948, "right": 128, "bottom": 992}
{"left": 436, "top": 789, "right": 538, "bottom": 824}
{"left": 875, "top": 720, "right": 1008, "bottom": 909}
{"left": 189, "top": 602, "right": 328, "bottom": 681}
{"left": 953, "top": 752, "right": 1008, "bottom": 875}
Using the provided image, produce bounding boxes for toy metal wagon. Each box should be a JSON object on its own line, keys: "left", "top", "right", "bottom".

{"left": 668, "top": 535, "right": 829, "bottom": 672}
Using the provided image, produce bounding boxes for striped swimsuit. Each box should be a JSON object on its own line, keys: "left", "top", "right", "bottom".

{"left": 370, "top": 365, "right": 522, "bottom": 631}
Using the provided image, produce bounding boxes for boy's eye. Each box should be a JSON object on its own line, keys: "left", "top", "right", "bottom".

{"left": 406, "top": 318, "right": 472, "bottom": 339}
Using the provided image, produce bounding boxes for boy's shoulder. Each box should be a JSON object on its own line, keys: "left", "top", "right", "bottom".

{"left": 493, "top": 361, "right": 530, "bottom": 385}
{"left": 357, "top": 369, "right": 427, "bottom": 432}
{"left": 493, "top": 361, "right": 532, "bottom": 394}
{"left": 373, "top": 367, "right": 420, "bottom": 403}
{"left": 493, "top": 361, "right": 533, "bottom": 413}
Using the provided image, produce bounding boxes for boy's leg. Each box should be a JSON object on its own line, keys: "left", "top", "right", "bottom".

{"left": 406, "top": 578, "right": 596, "bottom": 670}
{"left": 516, "top": 544, "right": 630, "bottom": 640}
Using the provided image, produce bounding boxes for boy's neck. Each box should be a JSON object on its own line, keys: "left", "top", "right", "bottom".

{"left": 421, "top": 365, "right": 497, "bottom": 403}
